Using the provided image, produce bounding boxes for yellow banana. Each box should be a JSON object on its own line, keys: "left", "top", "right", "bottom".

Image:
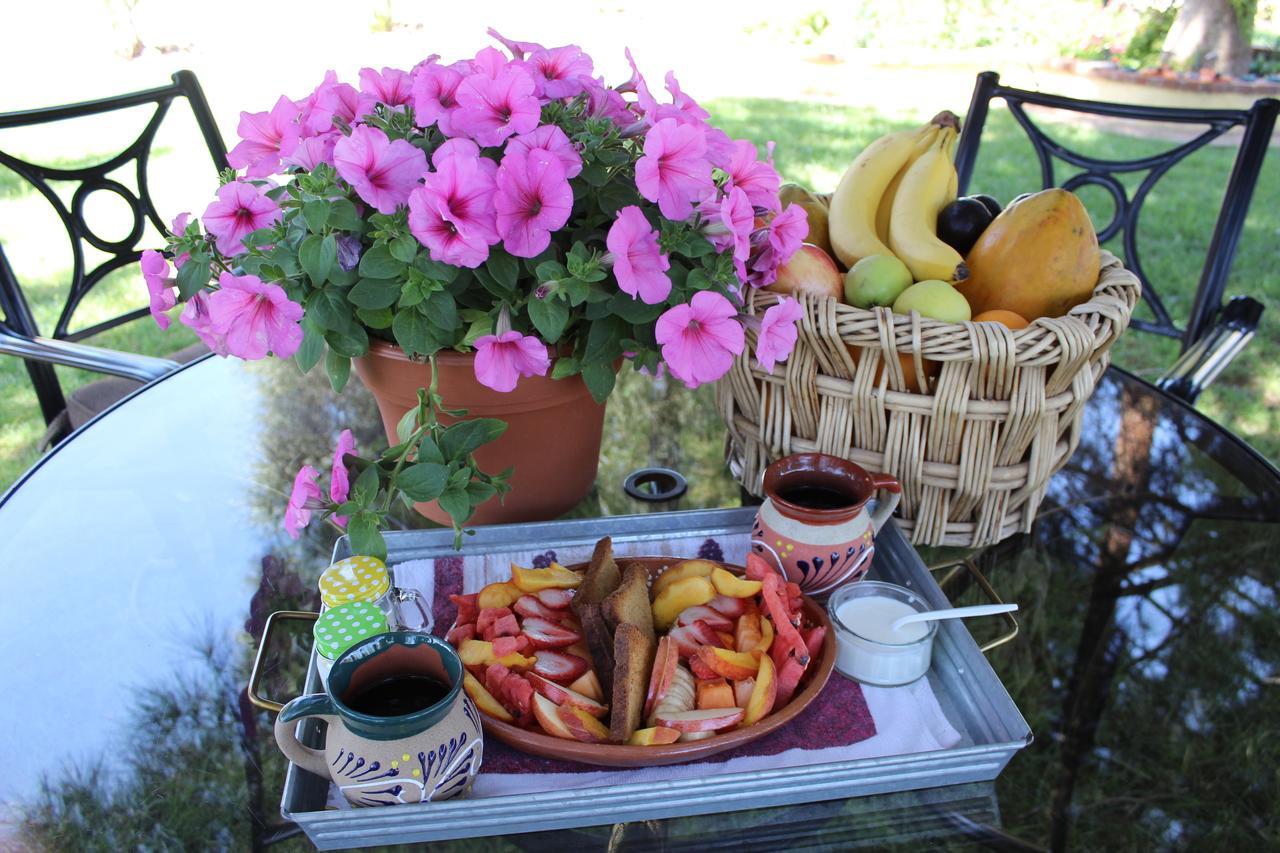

{"left": 827, "top": 125, "right": 934, "bottom": 267}
{"left": 875, "top": 124, "right": 941, "bottom": 246}
{"left": 888, "top": 130, "right": 967, "bottom": 284}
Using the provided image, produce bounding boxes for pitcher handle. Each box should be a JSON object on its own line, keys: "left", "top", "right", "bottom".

{"left": 274, "top": 694, "right": 337, "bottom": 778}
{"left": 869, "top": 473, "right": 902, "bottom": 534}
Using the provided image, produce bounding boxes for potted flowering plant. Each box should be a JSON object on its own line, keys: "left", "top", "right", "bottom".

{"left": 143, "top": 29, "right": 808, "bottom": 555}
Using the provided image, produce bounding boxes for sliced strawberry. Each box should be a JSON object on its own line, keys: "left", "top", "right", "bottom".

{"left": 707, "top": 594, "right": 751, "bottom": 618}
{"left": 491, "top": 636, "right": 521, "bottom": 658}
{"left": 521, "top": 616, "right": 582, "bottom": 649}
{"left": 476, "top": 606, "right": 512, "bottom": 638}
{"left": 531, "top": 650, "right": 590, "bottom": 683}
{"left": 492, "top": 613, "right": 521, "bottom": 638}
{"left": 514, "top": 594, "right": 562, "bottom": 622}
{"left": 689, "top": 651, "right": 719, "bottom": 680}
{"left": 668, "top": 620, "right": 723, "bottom": 659}
{"left": 445, "top": 622, "right": 476, "bottom": 646}
{"left": 449, "top": 593, "right": 480, "bottom": 626}
{"left": 675, "top": 605, "right": 734, "bottom": 632}
{"left": 535, "top": 588, "right": 573, "bottom": 610}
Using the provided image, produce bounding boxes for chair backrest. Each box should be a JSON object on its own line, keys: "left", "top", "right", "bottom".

{"left": 954, "top": 70, "right": 1278, "bottom": 351}
{"left": 0, "top": 70, "right": 228, "bottom": 423}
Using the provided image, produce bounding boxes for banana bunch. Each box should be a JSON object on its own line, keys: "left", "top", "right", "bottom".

{"left": 828, "top": 112, "right": 968, "bottom": 284}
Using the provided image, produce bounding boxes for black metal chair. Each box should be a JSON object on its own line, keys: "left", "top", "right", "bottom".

{"left": 0, "top": 70, "right": 228, "bottom": 444}
{"left": 954, "top": 70, "right": 1278, "bottom": 403}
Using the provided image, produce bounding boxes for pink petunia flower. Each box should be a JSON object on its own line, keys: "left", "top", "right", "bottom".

{"left": 655, "top": 290, "right": 745, "bottom": 388}
{"left": 635, "top": 118, "right": 713, "bottom": 221}
{"left": 282, "top": 134, "right": 337, "bottom": 171}
{"left": 487, "top": 27, "right": 543, "bottom": 61}
{"left": 722, "top": 139, "right": 782, "bottom": 211}
{"left": 140, "top": 250, "right": 175, "bottom": 329}
{"left": 507, "top": 125, "right": 582, "bottom": 178}
{"left": 412, "top": 63, "right": 465, "bottom": 135}
{"left": 227, "top": 96, "right": 301, "bottom": 178}
{"left": 296, "top": 71, "right": 340, "bottom": 136}
{"left": 748, "top": 204, "right": 808, "bottom": 289}
{"left": 755, "top": 297, "right": 803, "bottom": 374}
{"left": 329, "top": 428, "right": 356, "bottom": 528}
{"left": 408, "top": 141, "right": 499, "bottom": 268}
{"left": 169, "top": 211, "right": 191, "bottom": 267}
{"left": 580, "top": 76, "right": 632, "bottom": 125}
{"left": 707, "top": 187, "right": 754, "bottom": 282}
{"left": 333, "top": 125, "right": 427, "bottom": 215}
{"left": 178, "top": 291, "right": 228, "bottom": 356}
{"left": 494, "top": 148, "right": 573, "bottom": 258}
{"left": 607, "top": 206, "right": 670, "bottom": 304}
{"left": 314, "top": 79, "right": 369, "bottom": 132}
{"left": 206, "top": 272, "right": 304, "bottom": 360}
{"left": 284, "top": 465, "right": 322, "bottom": 540}
{"left": 525, "top": 45, "right": 593, "bottom": 99}
{"left": 202, "top": 180, "right": 281, "bottom": 256}
{"left": 452, "top": 61, "right": 541, "bottom": 146}
{"left": 473, "top": 331, "right": 550, "bottom": 392}
{"left": 359, "top": 66, "right": 415, "bottom": 111}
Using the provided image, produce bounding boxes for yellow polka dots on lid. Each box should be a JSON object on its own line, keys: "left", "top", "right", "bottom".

{"left": 319, "top": 555, "right": 390, "bottom": 607}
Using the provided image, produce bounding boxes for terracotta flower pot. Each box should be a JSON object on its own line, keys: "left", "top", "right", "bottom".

{"left": 353, "top": 340, "right": 606, "bottom": 526}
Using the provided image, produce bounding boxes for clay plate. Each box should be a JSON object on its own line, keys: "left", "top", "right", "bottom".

{"left": 476, "top": 556, "right": 836, "bottom": 767}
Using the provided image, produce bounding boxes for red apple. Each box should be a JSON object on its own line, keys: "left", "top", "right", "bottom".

{"left": 528, "top": 673, "right": 608, "bottom": 718}
{"left": 767, "top": 243, "right": 843, "bottom": 301}
{"left": 696, "top": 646, "right": 761, "bottom": 681}
{"left": 653, "top": 707, "right": 745, "bottom": 732}
{"left": 556, "top": 704, "right": 611, "bottom": 743}
{"left": 532, "top": 693, "right": 575, "bottom": 739}
{"left": 645, "top": 636, "right": 678, "bottom": 719}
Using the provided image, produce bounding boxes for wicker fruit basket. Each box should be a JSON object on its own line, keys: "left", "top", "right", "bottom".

{"left": 719, "top": 250, "right": 1141, "bottom": 548}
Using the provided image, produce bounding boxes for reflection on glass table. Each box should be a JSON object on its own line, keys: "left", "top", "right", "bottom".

{"left": 0, "top": 354, "right": 1275, "bottom": 850}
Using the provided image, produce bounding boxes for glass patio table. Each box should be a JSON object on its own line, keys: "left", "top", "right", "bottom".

{"left": 0, "top": 354, "right": 1276, "bottom": 851}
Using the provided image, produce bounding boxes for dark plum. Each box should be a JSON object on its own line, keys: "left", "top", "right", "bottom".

{"left": 936, "top": 198, "right": 994, "bottom": 256}
{"left": 970, "top": 194, "right": 1002, "bottom": 218}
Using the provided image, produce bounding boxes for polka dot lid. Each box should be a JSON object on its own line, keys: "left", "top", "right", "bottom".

{"left": 314, "top": 601, "right": 389, "bottom": 661}
{"left": 319, "top": 556, "right": 391, "bottom": 607}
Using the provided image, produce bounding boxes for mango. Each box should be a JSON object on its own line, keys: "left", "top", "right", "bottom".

{"left": 477, "top": 581, "right": 522, "bottom": 610}
{"left": 959, "top": 188, "right": 1100, "bottom": 320}
{"left": 511, "top": 563, "right": 583, "bottom": 592}
{"left": 652, "top": 560, "right": 717, "bottom": 600}
{"left": 710, "top": 567, "right": 762, "bottom": 599}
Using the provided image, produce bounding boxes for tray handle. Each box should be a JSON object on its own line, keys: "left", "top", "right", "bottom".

{"left": 927, "top": 558, "right": 1018, "bottom": 653}
{"left": 247, "top": 610, "right": 319, "bottom": 713}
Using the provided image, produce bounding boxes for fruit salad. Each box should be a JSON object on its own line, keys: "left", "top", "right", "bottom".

{"left": 445, "top": 541, "right": 826, "bottom": 746}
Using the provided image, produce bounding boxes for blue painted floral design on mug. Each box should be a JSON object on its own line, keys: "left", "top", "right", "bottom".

{"left": 273, "top": 631, "right": 483, "bottom": 806}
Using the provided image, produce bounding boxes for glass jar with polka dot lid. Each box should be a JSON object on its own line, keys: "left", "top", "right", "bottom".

{"left": 312, "top": 601, "right": 389, "bottom": 686}
{"left": 319, "top": 555, "right": 399, "bottom": 626}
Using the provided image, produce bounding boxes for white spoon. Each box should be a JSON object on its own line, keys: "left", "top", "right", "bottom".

{"left": 891, "top": 602, "right": 1019, "bottom": 633}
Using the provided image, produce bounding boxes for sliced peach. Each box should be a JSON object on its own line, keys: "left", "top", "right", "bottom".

{"left": 568, "top": 670, "right": 604, "bottom": 702}
{"left": 735, "top": 612, "right": 763, "bottom": 655}
{"left": 556, "top": 704, "right": 611, "bottom": 743}
{"left": 527, "top": 673, "right": 608, "bottom": 718}
{"left": 711, "top": 567, "right": 763, "bottom": 598}
{"left": 463, "top": 671, "right": 515, "bottom": 723}
{"left": 457, "top": 639, "right": 536, "bottom": 670}
{"left": 743, "top": 653, "right": 777, "bottom": 726}
{"left": 697, "top": 646, "right": 761, "bottom": 681}
{"left": 478, "top": 581, "right": 522, "bottom": 610}
{"left": 651, "top": 559, "right": 717, "bottom": 600}
{"left": 696, "top": 677, "right": 736, "bottom": 710}
{"left": 532, "top": 692, "right": 575, "bottom": 739}
{"left": 733, "top": 678, "right": 755, "bottom": 709}
{"left": 653, "top": 706, "right": 744, "bottom": 732}
{"left": 755, "top": 613, "right": 775, "bottom": 654}
{"left": 628, "top": 726, "right": 681, "bottom": 746}
{"left": 652, "top": 576, "right": 716, "bottom": 630}
{"left": 511, "top": 562, "right": 583, "bottom": 592}
{"left": 645, "top": 636, "right": 678, "bottom": 719}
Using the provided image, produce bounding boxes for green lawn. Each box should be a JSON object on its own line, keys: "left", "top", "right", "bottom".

{"left": 1, "top": 100, "right": 1276, "bottom": 492}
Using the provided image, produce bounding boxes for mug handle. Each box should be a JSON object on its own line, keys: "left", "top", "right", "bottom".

{"left": 274, "top": 694, "right": 337, "bottom": 778}
{"left": 869, "top": 473, "right": 903, "bottom": 534}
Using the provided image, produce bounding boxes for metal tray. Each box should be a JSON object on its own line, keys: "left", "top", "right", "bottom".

{"left": 280, "top": 508, "right": 1032, "bottom": 849}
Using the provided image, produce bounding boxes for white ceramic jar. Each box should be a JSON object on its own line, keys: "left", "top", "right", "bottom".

{"left": 827, "top": 581, "right": 938, "bottom": 686}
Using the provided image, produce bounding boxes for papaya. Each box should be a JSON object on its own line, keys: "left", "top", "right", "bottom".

{"left": 958, "top": 189, "right": 1100, "bottom": 320}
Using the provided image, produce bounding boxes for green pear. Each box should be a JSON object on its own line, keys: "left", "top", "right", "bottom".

{"left": 844, "top": 255, "right": 913, "bottom": 308}
{"left": 892, "top": 280, "right": 972, "bottom": 322}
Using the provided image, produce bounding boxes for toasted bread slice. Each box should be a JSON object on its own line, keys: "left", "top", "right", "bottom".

{"left": 578, "top": 603, "right": 616, "bottom": 698}
{"left": 609, "top": 622, "right": 656, "bottom": 743}
{"left": 574, "top": 536, "right": 621, "bottom": 610}
{"left": 603, "top": 562, "right": 655, "bottom": 643}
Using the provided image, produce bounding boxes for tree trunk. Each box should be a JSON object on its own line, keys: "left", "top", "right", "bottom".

{"left": 1162, "top": 0, "right": 1252, "bottom": 76}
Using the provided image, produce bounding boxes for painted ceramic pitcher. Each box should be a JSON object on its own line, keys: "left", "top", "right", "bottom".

{"left": 274, "top": 631, "right": 483, "bottom": 807}
{"left": 751, "top": 453, "right": 902, "bottom": 596}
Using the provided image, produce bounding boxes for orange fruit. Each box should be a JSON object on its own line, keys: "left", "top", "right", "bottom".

{"left": 972, "top": 309, "right": 1029, "bottom": 330}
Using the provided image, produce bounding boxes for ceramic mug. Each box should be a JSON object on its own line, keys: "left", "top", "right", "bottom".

{"left": 274, "top": 631, "right": 483, "bottom": 807}
{"left": 751, "top": 453, "right": 902, "bottom": 596}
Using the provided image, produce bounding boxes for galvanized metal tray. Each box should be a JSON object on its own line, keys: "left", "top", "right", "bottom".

{"left": 280, "top": 508, "right": 1031, "bottom": 849}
